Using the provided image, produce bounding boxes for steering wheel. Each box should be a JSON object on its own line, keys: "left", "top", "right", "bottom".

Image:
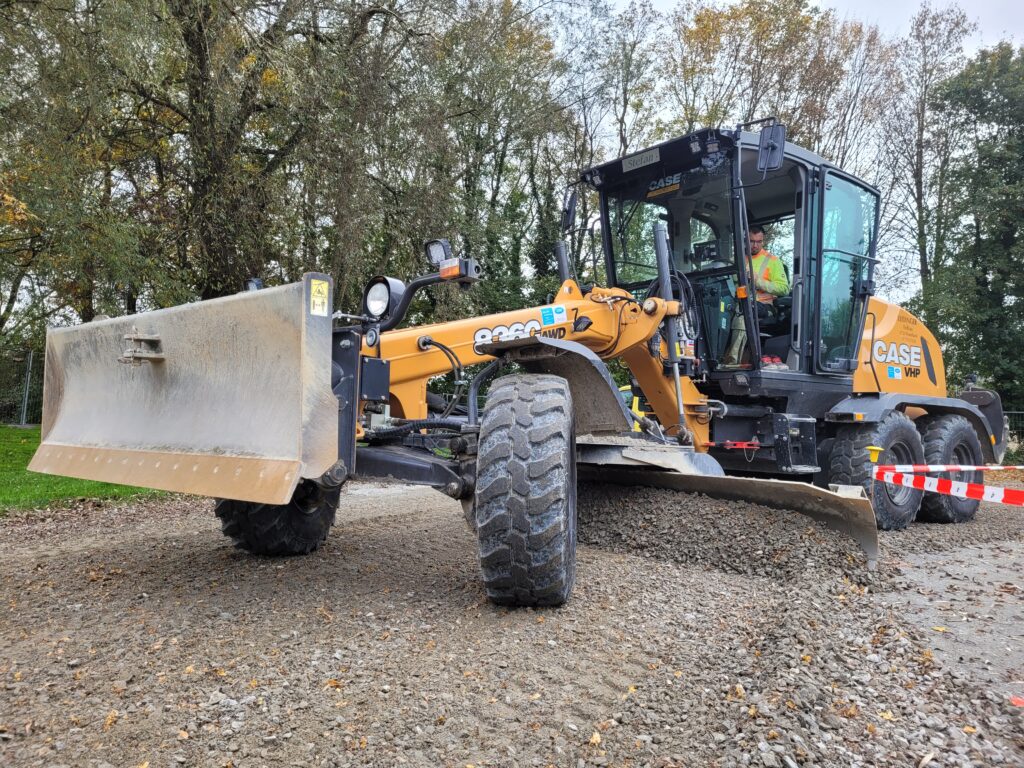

{"left": 827, "top": 344, "right": 855, "bottom": 361}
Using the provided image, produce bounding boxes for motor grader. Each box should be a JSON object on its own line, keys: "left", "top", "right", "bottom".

{"left": 29, "top": 121, "right": 1007, "bottom": 607}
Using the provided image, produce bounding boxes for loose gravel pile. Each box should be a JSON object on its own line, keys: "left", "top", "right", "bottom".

{"left": 578, "top": 486, "right": 870, "bottom": 582}
{"left": 1, "top": 483, "right": 1022, "bottom": 767}
{"left": 579, "top": 485, "right": 1023, "bottom": 767}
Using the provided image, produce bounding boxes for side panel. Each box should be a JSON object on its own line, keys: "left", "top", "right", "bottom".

{"left": 375, "top": 281, "right": 669, "bottom": 420}
{"left": 854, "top": 298, "right": 945, "bottom": 397}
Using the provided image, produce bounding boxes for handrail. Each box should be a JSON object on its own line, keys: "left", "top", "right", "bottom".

{"left": 865, "top": 310, "right": 881, "bottom": 391}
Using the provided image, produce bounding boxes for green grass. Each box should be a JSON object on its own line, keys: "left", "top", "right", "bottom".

{"left": 0, "top": 425, "right": 160, "bottom": 512}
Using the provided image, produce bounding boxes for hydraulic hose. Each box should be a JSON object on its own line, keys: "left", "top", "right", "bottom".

{"left": 419, "top": 336, "right": 465, "bottom": 419}
{"left": 366, "top": 419, "right": 464, "bottom": 441}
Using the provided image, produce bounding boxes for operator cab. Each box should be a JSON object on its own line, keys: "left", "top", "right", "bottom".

{"left": 582, "top": 127, "right": 879, "bottom": 388}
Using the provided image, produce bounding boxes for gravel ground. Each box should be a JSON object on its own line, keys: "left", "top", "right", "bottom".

{"left": 1, "top": 481, "right": 1022, "bottom": 767}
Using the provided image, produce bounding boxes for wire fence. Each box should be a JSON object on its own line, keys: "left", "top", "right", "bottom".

{"left": 1004, "top": 411, "right": 1024, "bottom": 463}
{"left": 0, "top": 348, "right": 44, "bottom": 427}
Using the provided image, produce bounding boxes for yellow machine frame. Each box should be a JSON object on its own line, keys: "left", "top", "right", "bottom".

{"left": 373, "top": 280, "right": 710, "bottom": 446}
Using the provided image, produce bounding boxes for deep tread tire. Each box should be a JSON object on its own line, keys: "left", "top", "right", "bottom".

{"left": 997, "top": 414, "right": 1010, "bottom": 464}
{"left": 829, "top": 410, "right": 925, "bottom": 530}
{"left": 215, "top": 480, "right": 339, "bottom": 555}
{"left": 473, "top": 374, "right": 577, "bottom": 607}
{"left": 916, "top": 414, "right": 983, "bottom": 523}
{"left": 461, "top": 497, "right": 477, "bottom": 532}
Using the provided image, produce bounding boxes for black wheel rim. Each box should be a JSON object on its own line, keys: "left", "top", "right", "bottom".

{"left": 951, "top": 442, "right": 976, "bottom": 486}
{"left": 885, "top": 440, "right": 915, "bottom": 506}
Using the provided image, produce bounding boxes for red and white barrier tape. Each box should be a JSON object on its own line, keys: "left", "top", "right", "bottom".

{"left": 873, "top": 464, "right": 1024, "bottom": 474}
{"left": 871, "top": 465, "right": 1024, "bottom": 505}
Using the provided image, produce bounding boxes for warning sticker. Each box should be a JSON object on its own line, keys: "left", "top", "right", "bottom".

{"left": 310, "top": 279, "right": 329, "bottom": 317}
{"left": 540, "top": 305, "right": 567, "bottom": 327}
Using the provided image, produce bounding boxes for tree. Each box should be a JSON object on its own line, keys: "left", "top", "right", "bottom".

{"left": 933, "top": 43, "right": 1024, "bottom": 406}
{"left": 600, "top": 0, "right": 659, "bottom": 156}
{"left": 0, "top": 0, "right": 160, "bottom": 335}
{"left": 661, "top": 0, "right": 898, "bottom": 168}
{"left": 550, "top": 0, "right": 613, "bottom": 283}
{"left": 663, "top": 0, "right": 746, "bottom": 135}
{"left": 882, "top": 2, "right": 974, "bottom": 315}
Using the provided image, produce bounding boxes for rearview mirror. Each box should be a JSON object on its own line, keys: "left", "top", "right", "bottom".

{"left": 757, "top": 123, "right": 786, "bottom": 173}
{"left": 560, "top": 190, "right": 578, "bottom": 234}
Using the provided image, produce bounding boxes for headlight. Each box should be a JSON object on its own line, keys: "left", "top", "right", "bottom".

{"left": 364, "top": 281, "right": 391, "bottom": 318}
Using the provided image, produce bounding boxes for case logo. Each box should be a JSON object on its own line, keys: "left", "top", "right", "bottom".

{"left": 873, "top": 341, "right": 921, "bottom": 367}
{"left": 647, "top": 173, "right": 682, "bottom": 198}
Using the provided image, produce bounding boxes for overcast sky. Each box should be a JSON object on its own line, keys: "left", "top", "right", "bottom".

{"left": 811, "top": 0, "right": 1021, "bottom": 48}
{"left": 641, "top": 1, "right": 1021, "bottom": 49}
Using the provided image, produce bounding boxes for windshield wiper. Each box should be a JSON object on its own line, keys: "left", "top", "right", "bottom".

{"left": 615, "top": 199, "right": 642, "bottom": 255}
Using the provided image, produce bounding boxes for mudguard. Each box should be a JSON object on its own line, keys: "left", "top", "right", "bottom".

{"left": 481, "top": 335, "right": 633, "bottom": 435}
{"left": 828, "top": 393, "right": 1002, "bottom": 462}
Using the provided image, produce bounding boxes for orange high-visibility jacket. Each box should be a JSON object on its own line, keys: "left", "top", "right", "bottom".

{"left": 751, "top": 250, "right": 789, "bottom": 303}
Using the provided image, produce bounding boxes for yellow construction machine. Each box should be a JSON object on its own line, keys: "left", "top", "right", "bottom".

{"left": 29, "top": 120, "right": 1007, "bottom": 606}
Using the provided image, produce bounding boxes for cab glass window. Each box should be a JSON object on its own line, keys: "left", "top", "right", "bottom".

{"left": 817, "top": 174, "right": 877, "bottom": 371}
{"left": 607, "top": 199, "right": 665, "bottom": 284}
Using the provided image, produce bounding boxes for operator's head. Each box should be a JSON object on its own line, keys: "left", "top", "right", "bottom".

{"left": 748, "top": 225, "right": 765, "bottom": 256}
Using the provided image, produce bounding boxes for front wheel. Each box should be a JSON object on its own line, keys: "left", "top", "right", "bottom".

{"left": 215, "top": 480, "right": 340, "bottom": 555}
{"left": 473, "top": 374, "right": 577, "bottom": 607}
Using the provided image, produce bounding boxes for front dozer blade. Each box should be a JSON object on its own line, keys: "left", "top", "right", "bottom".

{"left": 29, "top": 274, "right": 338, "bottom": 505}
{"left": 577, "top": 438, "right": 879, "bottom": 569}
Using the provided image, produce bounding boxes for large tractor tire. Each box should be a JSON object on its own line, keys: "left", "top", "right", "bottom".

{"left": 473, "top": 374, "right": 577, "bottom": 607}
{"left": 215, "top": 479, "right": 340, "bottom": 555}
{"left": 829, "top": 410, "right": 925, "bottom": 530}
{"left": 998, "top": 414, "right": 1010, "bottom": 464}
{"left": 461, "top": 497, "right": 477, "bottom": 532}
{"left": 916, "top": 414, "right": 983, "bottom": 524}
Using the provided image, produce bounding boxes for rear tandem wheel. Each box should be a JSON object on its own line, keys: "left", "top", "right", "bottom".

{"left": 829, "top": 410, "right": 925, "bottom": 530}
{"left": 915, "top": 414, "right": 984, "bottom": 524}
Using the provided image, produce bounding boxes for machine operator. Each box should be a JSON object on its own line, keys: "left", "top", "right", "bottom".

{"left": 722, "top": 225, "right": 790, "bottom": 367}
{"left": 748, "top": 225, "right": 789, "bottom": 305}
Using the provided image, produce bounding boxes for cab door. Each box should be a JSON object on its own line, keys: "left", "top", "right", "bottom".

{"left": 812, "top": 170, "right": 879, "bottom": 374}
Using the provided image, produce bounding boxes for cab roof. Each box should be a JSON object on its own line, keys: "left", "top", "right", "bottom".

{"left": 580, "top": 128, "right": 830, "bottom": 190}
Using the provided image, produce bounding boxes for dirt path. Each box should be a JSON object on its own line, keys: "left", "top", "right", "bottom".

{"left": 882, "top": 539, "right": 1024, "bottom": 701}
{"left": 1, "top": 483, "right": 1022, "bottom": 767}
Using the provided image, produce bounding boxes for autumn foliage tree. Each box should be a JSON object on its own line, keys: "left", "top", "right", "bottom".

{"left": 1, "top": 0, "right": 1021, "bottom": 410}
{"left": 930, "top": 43, "right": 1024, "bottom": 406}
